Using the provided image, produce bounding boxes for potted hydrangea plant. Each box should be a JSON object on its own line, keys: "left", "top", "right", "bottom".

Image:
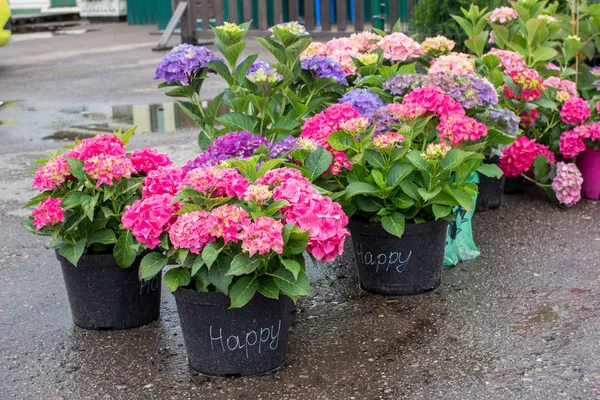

{"left": 121, "top": 155, "right": 348, "bottom": 376}
{"left": 22, "top": 129, "right": 171, "bottom": 330}
{"left": 294, "top": 86, "right": 492, "bottom": 296}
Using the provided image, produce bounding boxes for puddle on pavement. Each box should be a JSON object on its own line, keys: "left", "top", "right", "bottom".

{"left": 512, "top": 304, "right": 570, "bottom": 330}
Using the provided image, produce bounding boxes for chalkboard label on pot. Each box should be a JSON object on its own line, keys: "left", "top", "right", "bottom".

{"left": 349, "top": 219, "right": 449, "bottom": 296}
{"left": 173, "top": 288, "right": 293, "bottom": 377}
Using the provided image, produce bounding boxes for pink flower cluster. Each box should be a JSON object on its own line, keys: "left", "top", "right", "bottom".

{"left": 32, "top": 156, "right": 71, "bottom": 191}
{"left": 373, "top": 133, "right": 404, "bottom": 150}
{"left": 499, "top": 137, "right": 556, "bottom": 177}
{"left": 181, "top": 166, "right": 249, "bottom": 198}
{"left": 421, "top": 35, "right": 455, "bottom": 56}
{"left": 551, "top": 162, "right": 583, "bottom": 207}
{"left": 402, "top": 86, "right": 465, "bottom": 116}
{"left": 488, "top": 7, "right": 518, "bottom": 24}
{"left": 122, "top": 193, "right": 180, "bottom": 249}
{"left": 543, "top": 77, "right": 578, "bottom": 99}
{"left": 506, "top": 68, "right": 545, "bottom": 101}
{"left": 377, "top": 32, "right": 423, "bottom": 62}
{"left": 239, "top": 216, "right": 285, "bottom": 257}
{"left": 66, "top": 133, "right": 126, "bottom": 160}
{"left": 266, "top": 168, "right": 350, "bottom": 262}
{"left": 559, "top": 123, "right": 600, "bottom": 158}
{"left": 436, "top": 113, "right": 488, "bottom": 146}
{"left": 340, "top": 117, "right": 370, "bottom": 134}
{"left": 560, "top": 97, "right": 590, "bottom": 125}
{"left": 349, "top": 31, "right": 381, "bottom": 53}
{"left": 83, "top": 154, "right": 136, "bottom": 187}
{"left": 32, "top": 197, "right": 65, "bottom": 231}
{"left": 243, "top": 184, "right": 273, "bottom": 203}
{"left": 210, "top": 204, "right": 250, "bottom": 244}
{"left": 428, "top": 53, "right": 475, "bottom": 76}
{"left": 520, "top": 109, "right": 537, "bottom": 126}
{"left": 300, "top": 103, "right": 361, "bottom": 175}
{"left": 388, "top": 102, "right": 426, "bottom": 120}
{"left": 168, "top": 210, "right": 216, "bottom": 254}
{"left": 487, "top": 49, "right": 527, "bottom": 71}
{"left": 321, "top": 38, "right": 362, "bottom": 75}
{"left": 142, "top": 165, "right": 187, "bottom": 198}
{"left": 129, "top": 148, "right": 172, "bottom": 173}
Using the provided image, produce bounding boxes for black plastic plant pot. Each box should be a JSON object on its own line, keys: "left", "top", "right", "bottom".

{"left": 504, "top": 176, "right": 525, "bottom": 194}
{"left": 348, "top": 218, "right": 449, "bottom": 296}
{"left": 56, "top": 252, "right": 161, "bottom": 330}
{"left": 476, "top": 174, "right": 505, "bottom": 212}
{"left": 173, "top": 288, "right": 293, "bottom": 377}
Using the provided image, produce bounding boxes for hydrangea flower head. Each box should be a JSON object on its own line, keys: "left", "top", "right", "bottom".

{"left": 122, "top": 194, "right": 180, "bottom": 249}
{"left": 428, "top": 53, "right": 475, "bottom": 76}
{"left": 210, "top": 204, "right": 250, "bottom": 243}
{"left": 487, "top": 108, "right": 521, "bottom": 135}
{"left": 269, "top": 136, "right": 298, "bottom": 158}
{"left": 421, "top": 36, "right": 455, "bottom": 57}
{"left": 552, "top": 162, "right": 583, "bottom": 207}
{"left": 271, "top": 21, "right": 308, "bottom": 37}
{"left": 154, "top": 44, "right": 221, "bottom": 84}
{"left": 182, "top": 166, "right": 249, "bottom": 199}
{"left": 590, "top": 66, "right": 600, "bottom": 78}
{"left": 373, "top": 133, "right": 404, "bottom": 150}
{"left": 488, "top": 7, "right": 518, "bottom": 23}
{"left": 257, "top": 167, "right": 305, "bottom": 186}
{"left": 421, "top": 141, "right": 451, "bottom": 161}
{"left": 349, "top": 31, "right": 381, "bottom": 52}
{"left": 357, "top": 53, "right": 378, "bottom": 65}
{"left": 240, "top": 216, "right": 285, "bottom": 257}
{"left": 243, "top": 184, "right": 273, "bottom": 204}
{"left": 83, "top": 154, "right": 135, "bottom": 187}
{"left": 66, "top": 133, "right": 126, "bottom": 161}
{"left": 383, "top": 74, "right": 429, "bottom": 96}
{"left": 301, "top": 42, "right": 326, "bottom": 58}
{"left": 369, "top": 106, "right": 404, "bottom": 136}
{"left": 216, "top": 22, "right": 244, "bottom": 36}
{"left": 246, "top": 59, "right": 282, "bottom": 85}
{"left": 322, "top": 38, "right": 362, "bottom": 75}
{"left": 388, "top": 102, "right": 426, "bottom": 121}
{"left": 487, "top": 49, "right": 526, "bottom": 71}
{"left": 32, "top": 197, "right": 65, "bottom": 231}
{"left": 33, "top": 156, "right": 71, "bottom": 191}
{"left": 436, "top": 113, "right": 488, "bottom": 146}
{"left": 427, "top": 72, "right": 498, "bottom": 108}
{"left": 377, "top": 32, "right": 423, "bottom": 62}
{"left": 560, "top": 97, "right": 590, "bottom": 125}
{"left": 340, "top": 117, "right": 370, "bottom": 135}
{"left": 129, "top": 148, "right": 172, "bottom": 174}
{"left": 402, "top": 86, "right": 465, "bottom": 116}
{"left": 559, "top": 129, "right": 587, "bottom": 158}
{"left": 499, "top": 137, "right": 555, "bottom": 177}
{"left": 168, "top": 210, "right": 216, "bottom": 254}
{"left": 537, "top": 14, "right": 558, "bottom": 23}
{"left": 143, "top": 165, "right": 187, "bottom": 198}
{"left": 543, "top": 77, "right": 578, "bottom": 99}
{"left": 301, "top": 56, "right": 348, "bottom": 85}
{"left": 508, "top": 68, "right": 545, "bottom": 101}
{"left": 339, "top": 88, "right": 386, "bottom": 116}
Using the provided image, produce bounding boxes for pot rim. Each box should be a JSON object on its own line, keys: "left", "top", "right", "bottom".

{"left": 348, "top": 217, "right": 449, "bottom": 237}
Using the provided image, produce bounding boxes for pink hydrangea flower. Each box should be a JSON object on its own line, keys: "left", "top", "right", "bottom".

{"left": 243, "top": 184, "right": 273, "bottom": 203}
{"left": 129, "top": 148, "right": 172, "bottom": 173}
{"left": 122, "top": 193, "right": 180, "bottom": 249}
{"left": 301, "top": 42, "right": 326, "bottom": 58}
{"left": 65, "top": 133, "right": 126, "bottom": 161}
{"left": 322, "top": 38, "right": 362, "bottom": 75}
{"left": 499, "top": 137, "right": 555, "bottom": 177}
{"left": 142, "top": 165, "right": 187, "bottom": 198}
{"left": 436, "top": 113, "right": 488, "bottom": 146}
{"left": 373, "top": 133, "right": 404, "bottom": 150}
{"left": 428, "top": 53, "right": 475, "bottom": 76}
{"left": 402, "top": 86, "right": 465, "bottom": 116}
{"left": 488, "top": 7, "right": 518, "bottom": 24}
{"left": 560, "top": 97, "right": 590, "bottom": 125}
{"left": 543, "top": 77, "right": 578, "bottom": 98}
{"left": 507, "top": 68, "right": 545, "bottom": 101}
{"left": 421, "top": 35, "right": 455, "bottom": 56}
{"left": 377, "top": 32, "right": 423, "bottom": 62}
{"left": 83, "top": 154, "right": 135, "bottom": 187}
{"left": 257, "top": 167, "right": 305, "bottom": 187}
{"left": 273, "top": 177, "right": 349, "bottom": 262}
{"left": 340, "top": 117, "right": 370, "bottom": 134}
{"left": 578, "top": 122, "right": 600, "bottom": 141}
{"left": 181, "top": 166, "right": 249, "bottom": 199}
{"left": 349, "top": 31, "right": 381, "bottom": 52}
{"left": 552, "top": 162, "right": 583, "bottom": 207}
{"left": 388, "top": 102, "right": 426, "bottom": 120}
{"left": 239, "top": 216, "right": 284, "bottom": 257}
{"left": 520, "top": 109, "right": 537, "bottom": 126}
{"left": 300, "top": 103, "right": 361, "bottom": 175}
{"left": 168, "top": 210, "right": 216, "bottom": 254}
{"left": 488, "top": 49, "right": 526, "bottom": 71}
{"left": 210, "top": 204, "right": 250, "bottom": 244}
{"left": 559, "top": 129, "right": 587, "bottom": 158}
{"left": 31, "top": 197, "right": 65, "bottom": 231}
{"left": 32, "top": 156, "right": 71, "bottom": 191}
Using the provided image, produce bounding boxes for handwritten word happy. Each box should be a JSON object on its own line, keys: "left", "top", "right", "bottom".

{"left": 210, "top": 320, "right": 281, "bottom": 358}
{"left": 354, "top": 243, "right": 412, "bottom": 273}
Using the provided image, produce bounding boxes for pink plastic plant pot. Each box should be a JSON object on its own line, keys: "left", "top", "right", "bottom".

{"left": 577, "top": 146, "right": 600, "bottom": 200}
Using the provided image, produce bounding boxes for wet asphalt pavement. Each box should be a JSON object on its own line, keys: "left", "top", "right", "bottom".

{"left": 2, "top": 23, "right": 600, "bottom": 400}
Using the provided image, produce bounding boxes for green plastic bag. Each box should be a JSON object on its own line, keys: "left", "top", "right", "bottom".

{"left": 444, "top": 173, "right": 480, "bottom": 268}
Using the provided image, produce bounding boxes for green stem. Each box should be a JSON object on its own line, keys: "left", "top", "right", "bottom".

{"left": 521, "top": 173, "right": 551, "bottom": 188}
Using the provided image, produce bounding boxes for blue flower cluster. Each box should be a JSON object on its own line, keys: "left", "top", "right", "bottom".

{"left": 339, "top": 88, "right": 386, "bottom": 116}
{"left": 301, "top": 56, "right": 348, "bottom": 85}
{"left": 154, "top": 44, "right": 221, "bottom": 85}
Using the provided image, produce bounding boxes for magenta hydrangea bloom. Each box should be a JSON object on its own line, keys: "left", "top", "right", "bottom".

{"left": 182, "top": 166, "right": 249, "bottom": 199}
{"left": 32, "top": 197, "right": 65, "bottom": 231}
{"left": 154, "top": 44, "right": 221, "bottom": 85}
{"left": 499, "top": 137, "right": 555, "bottom": 177}
{"left": 83, "top": 154, "right": 136, "bottom": 187}
{"left": 402, "top": 86, "right": 465, "bottom": 116}
{"left": 437, "top": 113, "right": 488, "bottom": 146}
{"left": 65, "top": 133, "right": 126, "bottom": 161}
{"left": 210, "top": 204, "right": 250, "bottom": 244}
{"left": 239, "top": 216, "right": 285, "bottom": 257}
{"left": 142, "top": 165, "right": 187, "bottom": 198}
{"left": 129, "top": 148, "right": 172, "bottom": 174}
{"left": 559, "top": 129, "right": 587, "bottom": 158}
{"left": 32, "top": 156, "right": 71, "bottom": 191}
{"left": 168, "top": 210, "right": 216, "bottom": 254}
{"left": 552, "top": 162, "right": 583, "bottom": 207}
{"left": 560, "top": 97, "right": 591, "bottom": 125}
{"left": 122, "top": 194, "right": 180, "bottom": 249}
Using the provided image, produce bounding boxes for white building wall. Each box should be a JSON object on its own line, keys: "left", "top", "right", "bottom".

{"left": 9, "top": 0, "right": 51, "bottom": 11}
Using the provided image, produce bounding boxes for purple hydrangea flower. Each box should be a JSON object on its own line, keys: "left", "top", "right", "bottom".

{"left": 246, "top": 59, "right": 282, "bottom": 84}
{"left": 488, "top": 108, "right": 520, "bottom": 135}
{"left": 339, "top": 88, "right": 386, "bottom": 116}
{"left": 383, "top": 74, "right": 429, "bottom": 96}
{"left": 427, "top": 72, "right": 498, "bottom": 108}
{"left": 154, "top": 44, "right": 221, "bottom": 85}
{"left": 269, "top": 136, "right": 298, "bottom": 158}
{"left": 301, "top": 56, "right": 348, "bottom": 85}
{"left": 182, "top": 131, "right": 270, "bottom": 172}
{"left": 369, "top": 106, "right": 403, "bottom": 137}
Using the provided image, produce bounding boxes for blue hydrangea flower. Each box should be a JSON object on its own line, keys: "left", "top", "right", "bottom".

{"left": 339, "top": 88, "right": 386, "bottom": 116}
{"left": 301, "top": 56, "right": 348, "bottom": 85}
{"left": 383, "top": 74, "right": 429, "bottom": 96}
{"left": 269, "top": 136, "right": 298, "bottom": 158}
{"left": 154, "top": 44, "right": 221, "bottom": 85}
{"left": 369, "top": 106, "right": 403, "bottom": 137}
{"left": 489, "top": 108, "right": 520, "bottom": 135}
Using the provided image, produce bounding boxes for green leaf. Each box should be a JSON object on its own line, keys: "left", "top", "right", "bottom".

{"left": 87, "top": 228, "right": 117, "bottom": 245}
{"left": 264, "top": 199, "right": 290, "bottom": 216}
{"left": 304, "top": 147, "right": 333, "bottom": 180}
{"left": 445, "top": 187, "right": 474, "bottom": 212}
{"left": 270, "top": 268, "right": 311, "bottom": 297}
{"left": 381, "top": 212, "right": 405, "bottom": 237}
{"left": 229, "top": 276, "right": 259, "bottom": 309}
{"left": 257, "top": 276, "right": 280, "bottom": 299}
{"left": 533, "top": 47, "right": 559, "bottom": 64}
{"left": 327, "top": 131, "right": 356, "bottom": 151}
{"left": 283, "top": 228, "right": 310, "bottom": 256}
{"left": 216, "top": 112, "right": 255, "bottom": 132}
{"left": 61, "top": 191, "right": 90, "bottom": 210}
{"left": 477, "top": 164, "right": 503, "bottom": 179}
{"left": 203, "top": 92, "right": 225, "bottom": 129}
{"left": 432, "top": 204, "right": 452, "bottom": 220}
{"left": 82, "top": 192, "right": 100, "bottom": 221}
{"left": 440, "top": 148, "right": 467, "bottom": 172}
{"left": 56, "top": 239, "right": 86, "bottom": 267}
{"left": 202, "top": 241, "right": 223, "bottom": 268}
{"left": 191, "top": 257, "right": 205, "bottom": 276}
{"left": 163, "top": 267, "right": 191, "bottom": 292}
{"left": 280, "top": 258, "right": 302, "bottom": 280}
{"left": 208, "top": 256, "right": 234, "bottom": 294}
{"left": 417, "top": 186, "right": 442, "bottom": 201}
{"left": 64, "top": 157, "right": 86, "bottom": 181}
{"left": 24, "top": 191, "right": 52, "bottom": 208}
{"left": 386, "top": 162, "right": 414, "bottom": 188}
{"left": 364, "top": 149, "right": 386, "bottom": 169}
{"left": 533, "top": 154, "right": 550, "bottom": 181}
{"left": 139, "top": 252, "right": 168, "bottom": 280}
{"left": 345, "top": 182, "right": 380, "bottom": 198}
{"left": 114, "top": 230, "right": 137, "bottom": 268}
{"left": 356, "top": 195, "right": 384, "bottom": 212}
{"left": 407, "top": 150, "right": 430, "bottom": 171}
{"left": 399, "top": 180, "right": 420, "bottom": 200}
{"left": 226, "top": 252, "right": 262, "bottom": 276}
